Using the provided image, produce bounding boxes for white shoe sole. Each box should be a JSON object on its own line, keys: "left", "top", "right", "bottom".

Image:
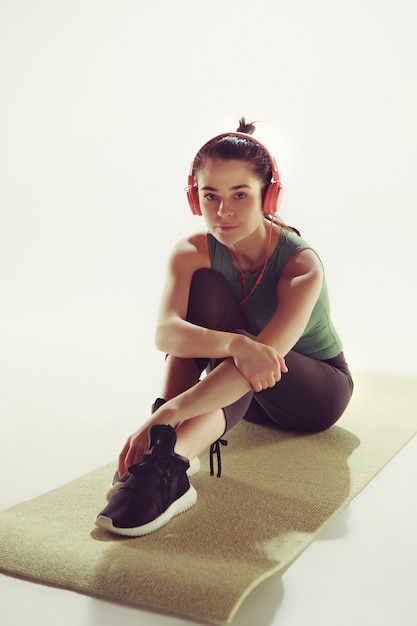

{"left": 95, "top": 484, "right": 197, "bottom": 537}
{"left": 106, "top": 456, "right": 200, "bottom": 501}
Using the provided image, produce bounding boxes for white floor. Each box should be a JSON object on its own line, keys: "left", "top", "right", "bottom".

{"left": 1, "top": 360, "right": 416, "bottom": 626}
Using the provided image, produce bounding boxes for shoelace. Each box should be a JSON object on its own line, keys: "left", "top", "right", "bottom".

{"left": 209, "top": 438, "right": 228, "bottom": 478}
{"left": 128, "top": 453, "right": 161, "bottom": 475}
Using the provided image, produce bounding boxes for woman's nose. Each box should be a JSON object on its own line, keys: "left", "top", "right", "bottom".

{"left": 217, "top": 200, "right": 233, "bottom": 216}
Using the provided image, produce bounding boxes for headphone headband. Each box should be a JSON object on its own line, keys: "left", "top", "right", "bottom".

{"left": 185, "top": 132, "right": 282, "bottom": 216}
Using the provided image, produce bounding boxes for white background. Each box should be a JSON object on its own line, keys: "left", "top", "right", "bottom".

{"left": 1, "top": 1, "right": 416, "bottom": 625}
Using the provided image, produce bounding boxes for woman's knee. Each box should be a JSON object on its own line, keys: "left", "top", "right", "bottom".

{"left": 186, "top": 268, "right": 246, "bottom": 331}
{"left": 188, "top": 269, "right": 230, "bottom": 304}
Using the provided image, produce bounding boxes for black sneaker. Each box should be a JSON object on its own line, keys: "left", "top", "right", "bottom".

{"left": 106, "top": 455, "right": 200, "bottom": 501}
{"left": 106, "top": 397, "right": 199, "bottom": 501}
{"left": 95, "top": 424, "right": 197, "bottom": 537}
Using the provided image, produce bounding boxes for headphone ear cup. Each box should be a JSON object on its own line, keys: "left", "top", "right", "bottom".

{"left": 186, "top": 184, "right": 202, "bottom": 215}
{"left": 263, "top": 181, "right": 282, "bottom": 215}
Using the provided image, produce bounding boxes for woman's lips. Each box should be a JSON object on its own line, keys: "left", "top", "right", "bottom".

{"left": 216, "top": 224, "right": 238, "bottom": 232}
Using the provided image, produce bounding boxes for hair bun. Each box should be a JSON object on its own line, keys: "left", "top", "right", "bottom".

{"left": 236, "top": 116, "right": 256, "bottom": 135}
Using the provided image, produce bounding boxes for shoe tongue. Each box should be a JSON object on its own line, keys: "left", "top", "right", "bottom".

{"left": 149, "top": 424, "right": 176, "bottom": 451}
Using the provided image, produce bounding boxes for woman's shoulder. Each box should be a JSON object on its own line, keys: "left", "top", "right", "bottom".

{"left": 169, "top": 232, "right": 210, "bottom": 269}
{"left": 278, "top": 226, "right": 311, "bottom": 251}
{"left": 172, "top": 231, "right": 208, "bottom": 254}
{"left": 277, "top": 228, "right": 323, "bottom": 278}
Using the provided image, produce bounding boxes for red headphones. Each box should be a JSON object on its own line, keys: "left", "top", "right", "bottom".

{"left": 185, "top": 132, "right": 282, "bottom": 216}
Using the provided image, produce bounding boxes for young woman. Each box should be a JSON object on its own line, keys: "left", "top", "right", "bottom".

{"left": 95, "top": 118, "right": 354, "bottom": 537}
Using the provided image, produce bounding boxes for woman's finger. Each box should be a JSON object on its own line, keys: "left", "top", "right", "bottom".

{"left": 117, "top": 441, "right": 131, "bottom": 476}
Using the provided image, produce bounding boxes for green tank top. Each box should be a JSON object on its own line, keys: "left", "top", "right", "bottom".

{"left": 207, "top": 229, "right": 343, "bottom": 360}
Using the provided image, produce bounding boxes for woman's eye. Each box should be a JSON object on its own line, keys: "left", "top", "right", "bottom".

{"left": 204, "top": 193, "right": 218, "bottom": 201}
{"left": 235, "top": 192, "right": 246, "bottom": 200}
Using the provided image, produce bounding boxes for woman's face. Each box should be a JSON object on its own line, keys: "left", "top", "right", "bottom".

{"left": 196, "top": 159, "right": 265, "bottom": 247}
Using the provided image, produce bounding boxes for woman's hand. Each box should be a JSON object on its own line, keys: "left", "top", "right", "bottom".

{"left": 117, "top": 427, "right": 150, "bottom": 477}
{"left": 230, "top": 334, "right": 288, "bottom": 392}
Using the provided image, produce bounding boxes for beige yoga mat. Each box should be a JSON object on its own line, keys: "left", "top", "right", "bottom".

{"left": 0, "top": 371, "right": 416, "bottom": 625}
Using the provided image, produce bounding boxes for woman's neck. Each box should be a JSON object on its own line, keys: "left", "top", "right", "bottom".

{"left": 227, "top": 222, "right": 280, "bottom": 273}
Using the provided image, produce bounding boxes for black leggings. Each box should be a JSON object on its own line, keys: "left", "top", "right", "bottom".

{"left": 186, "top": 268, "right": 353, "bottom": 434}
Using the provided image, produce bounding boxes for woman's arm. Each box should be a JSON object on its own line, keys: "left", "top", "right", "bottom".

{"left": 172, "top": 248, "right": 324, "bottom": 403}
{"left": 257, "top": 247, "right": 324, "bottom": 356}
{"left": 155, "top": 234, "right": 251, "bottom": 359}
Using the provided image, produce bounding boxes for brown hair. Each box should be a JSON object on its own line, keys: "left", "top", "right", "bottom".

{"left": 192, "top": 117, "right": 272, "bottom": 193}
